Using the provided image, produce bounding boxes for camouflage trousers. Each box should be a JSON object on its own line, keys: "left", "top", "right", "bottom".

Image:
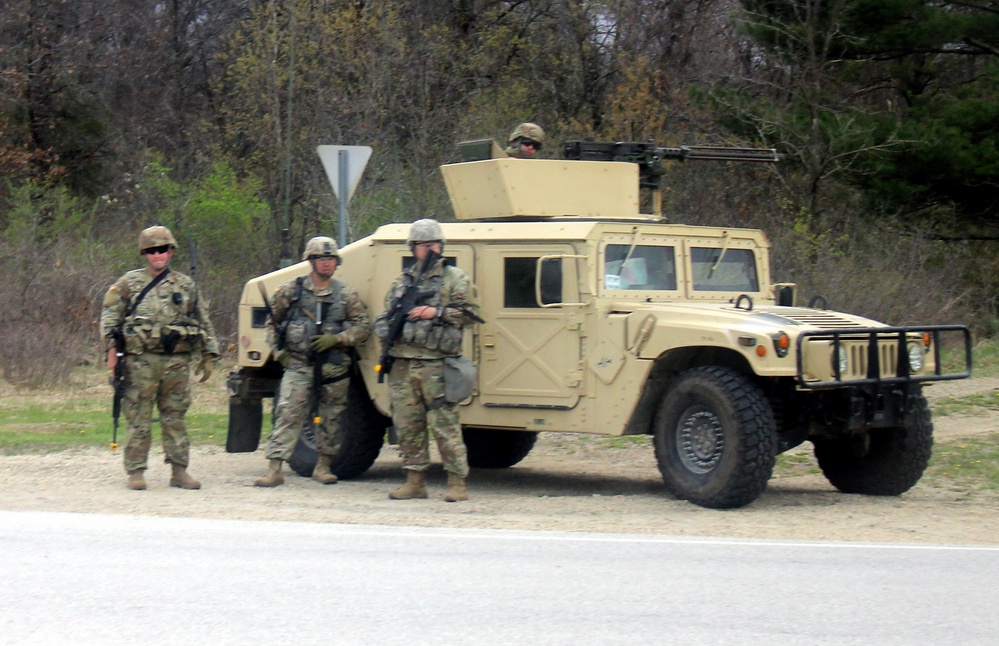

{"left": 121, "top": 352, "right": 193, "bottom": 473}
{"left": 265, "top": 365, "right": 349, "bottom": 461}
{"left": 387, "top": 358, "right": 468, "bottom": 478}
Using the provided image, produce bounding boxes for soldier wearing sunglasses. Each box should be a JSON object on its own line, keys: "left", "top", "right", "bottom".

{"left": 100, "top": 225, "right": 219, "bottom": 491}
{"left": 504, "top": 122, "right": 546, "bottom": 159}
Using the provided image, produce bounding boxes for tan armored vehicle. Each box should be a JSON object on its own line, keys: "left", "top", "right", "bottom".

{"left": 226, "top": 140, "right": 972, "bottom": 509}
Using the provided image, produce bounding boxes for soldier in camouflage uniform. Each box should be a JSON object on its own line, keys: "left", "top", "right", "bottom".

{"left": 101, "top": 226, "right": 220, "bottom": 491}
{"left": 254, "top": 236, "right": 370, "bottom": 487}
{"left": 504, "top": 122, "right": 546, "bottom": 159}
{"left": 375, "top": 219, "right": 481, "bottom": 502}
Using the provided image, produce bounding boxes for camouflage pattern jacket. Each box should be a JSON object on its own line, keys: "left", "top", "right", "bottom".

{"left": 269, "top": 275, "right": 369, "bottom": 376}
{"left": 101, "top": 268, "right": 219, "bottom": 357}
{"left": 376, "top": 259, "right": 479, "bottom": 360}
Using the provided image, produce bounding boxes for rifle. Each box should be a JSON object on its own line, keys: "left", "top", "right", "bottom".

{"left": 375, "top": 249, "right": 440, "bottom": 382}
{"left": 110, "top": 327, "right": 126, "bottom": 451}
{"left": 257, "top": 282, "right": 287, "bottom": 352}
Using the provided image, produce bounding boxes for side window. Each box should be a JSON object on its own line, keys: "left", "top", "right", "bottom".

{"left": 690, "top": 248, "right": 759, "bottom": 292}
{"left": 604, "top": 245, "right": 676, "bottom": 290}
{"left": 504, "top": 257, "right": 562, "bottom": 308}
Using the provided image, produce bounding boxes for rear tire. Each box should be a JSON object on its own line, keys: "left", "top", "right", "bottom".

{"left": 288, "top": 373, "right": 390, "bottom": 479}
{"left": 813, "top": 392, "right": 933, "bottom": 496}
{"left": 653, "top": 366, "right": 776, "bottom": 509}
{"left": 463, "top": 428, "right": 539, "bottom": 468}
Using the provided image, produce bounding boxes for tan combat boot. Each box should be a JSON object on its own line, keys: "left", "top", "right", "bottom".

{"left": 127, "top": 469, "right": 147, "bottom": 491}
{"left": 443, "top": 473, "right": 469, "bottom": 502}
{"left": 388, "top": 470, "right": 428, "bottom": 500}
{"left": 311, "top": 454, "right": 338, "bottom": 485}
{"left": 170, "top": 464, "right": 202, "bottom": 490}
{"left": 254, "top": 458, "right": 285, "bottom": 487}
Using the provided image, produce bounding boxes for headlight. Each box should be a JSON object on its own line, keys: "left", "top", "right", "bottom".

{"left": 908, "top": 343, "right": 924, "bottom": 372}
{"left": 833, "top": 346, "right": 848, "bottom": 377}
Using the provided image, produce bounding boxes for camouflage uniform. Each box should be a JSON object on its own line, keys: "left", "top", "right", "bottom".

{"left": 101, "top": 267, "right": 219, "bottom": 474}
{"left": 375, "top": 257, "right": 479, "bottom": 478}
{"left": 264, "top": 275, "right": 369, "bottom": 461}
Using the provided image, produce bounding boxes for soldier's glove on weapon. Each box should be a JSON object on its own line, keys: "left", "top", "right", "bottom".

{"left": 310, "top": 333, "right": 340, "bottom": 352}
{"left": 376, "top": 249, "right": 440, "bottom": 382}
{"left": 195, "top": 355, "right": 217, "bottom": 383}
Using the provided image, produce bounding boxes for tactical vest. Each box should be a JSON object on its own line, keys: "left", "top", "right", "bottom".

{"left": 122, "top": 271, "right": 204, "bottom": 355}
{"left": 283, "top": 277, "right": 349, "bottom": 366}
{"left": 395, "top": 268, "right": 464, "bottom": 355}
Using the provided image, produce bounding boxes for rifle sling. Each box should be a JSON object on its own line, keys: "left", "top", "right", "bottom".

{"left": 125, "top": 268, "right": 171, "bottom": 320}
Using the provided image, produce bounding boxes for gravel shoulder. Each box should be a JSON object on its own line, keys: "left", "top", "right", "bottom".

{"left": 1, "top": 377, "right": 997, "bottom": 545}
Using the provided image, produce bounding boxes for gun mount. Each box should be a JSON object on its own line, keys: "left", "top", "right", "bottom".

{"left": 562, "top": 140, "right": 783, "bottom": 215}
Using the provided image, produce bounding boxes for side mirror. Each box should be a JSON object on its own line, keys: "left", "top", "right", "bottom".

{"left": 774, "top": 282, "right": 796, "bottom": 306}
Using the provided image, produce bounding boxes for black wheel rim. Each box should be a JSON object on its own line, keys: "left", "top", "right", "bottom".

{"left": 675, "top": 405, "right": 724, "bottom": 474}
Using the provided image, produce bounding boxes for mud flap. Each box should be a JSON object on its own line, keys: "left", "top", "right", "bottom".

{"left": 226, "top": 396, "right": 263, "bottom": 452}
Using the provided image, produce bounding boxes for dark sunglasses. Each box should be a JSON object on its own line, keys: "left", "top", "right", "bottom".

{"left": 143, "top": 245, "right": 172, "bottom": 255}
{"left": 519, "top": 138, "right": 541, "bottom": 150}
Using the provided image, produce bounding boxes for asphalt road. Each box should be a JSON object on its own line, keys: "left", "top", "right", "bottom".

{"left": 1, "top": 510, "right": 997, "bottom": 645}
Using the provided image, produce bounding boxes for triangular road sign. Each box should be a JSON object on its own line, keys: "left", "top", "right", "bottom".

{"left": 317, "top": 145, "right": 373, "bottom": 202}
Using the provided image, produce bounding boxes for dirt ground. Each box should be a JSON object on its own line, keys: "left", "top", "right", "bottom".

{"left": 1, "top": 377, "right": 997, "bottom": 545}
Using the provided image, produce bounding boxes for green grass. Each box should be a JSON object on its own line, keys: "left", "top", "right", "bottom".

{"left": 932, "top": 390, "right": 999, "bottom": 417}
{"left": 968, "top": 337, "right": 999, "bottom": 377}
{"left": 0, "top": 402, "right": 228, "bottom": 453}
{"left": 0, "top": 366, "right": 229, "bottom": 453}
{"left": 926, "top": 436, "right": 999, "bottom": 491}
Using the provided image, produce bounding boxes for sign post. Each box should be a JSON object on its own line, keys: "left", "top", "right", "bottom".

{"left": 317, "top": 145, "right": 373, "bottom": 246}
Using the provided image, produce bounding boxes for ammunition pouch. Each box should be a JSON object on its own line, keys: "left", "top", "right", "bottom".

{"left": 124, "top": 317, "right": 202, "bottom": 354}
{"left": 401, "top": 319, "right": 463, "bottom": 354}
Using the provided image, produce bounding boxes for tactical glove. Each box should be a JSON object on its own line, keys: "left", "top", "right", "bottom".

{"left": 310, "top": 333, "right": 340, "bottom": 352}
{"left": 195, "top": 356, "right": 217, "bottom": 383}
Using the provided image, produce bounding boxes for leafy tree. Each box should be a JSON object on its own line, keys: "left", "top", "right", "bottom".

{"left": 725, "top": 0, "right": 999, "bottom": 232}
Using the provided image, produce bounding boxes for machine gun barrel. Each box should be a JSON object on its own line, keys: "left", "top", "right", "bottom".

{"left": 656, "top": 145, "right": 782, "bottom": 163}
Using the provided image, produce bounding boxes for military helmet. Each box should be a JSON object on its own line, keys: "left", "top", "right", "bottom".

{"left": 138, "top": 225, "right": 177, "bottom": 253}
{"left": 407, "top": 219, "right": 446, "bottom": 245}
{"left": 302, "top": 236, "right": 341, "bottom": 261}
{"left": 508, "top": 122, "right": 546, "bottom": 147}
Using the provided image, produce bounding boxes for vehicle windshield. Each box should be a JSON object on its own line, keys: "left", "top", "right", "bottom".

{"left": 690, "top": 247, "right": 758, "bottom": 292}
{"left": 604, "top": 244, "right": 676, "bottom": 290}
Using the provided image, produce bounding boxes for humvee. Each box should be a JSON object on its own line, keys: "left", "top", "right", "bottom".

{"left": 226, "top": 140, "right": 972, "bottom": 509}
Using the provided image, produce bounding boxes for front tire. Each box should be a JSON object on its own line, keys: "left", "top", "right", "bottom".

{"left": 653, "top": 366, "right": 776, "bottom": 509}
{"left": 813, "top": 392, "right": 933, "bottom": 496}
{"left": 288, "top": 373, "right": 391, "bottom": 479}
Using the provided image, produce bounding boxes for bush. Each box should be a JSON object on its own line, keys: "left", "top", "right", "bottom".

{"left": 0, "top": 185, "right": 116, "bottom": 385}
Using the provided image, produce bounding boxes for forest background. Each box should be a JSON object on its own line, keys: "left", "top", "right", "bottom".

{"left": 1, "top": 0, "right": 997, "bottom": 385}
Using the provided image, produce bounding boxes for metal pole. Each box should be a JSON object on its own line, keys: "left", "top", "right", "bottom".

{"left": 338, "top": 149, "right": 349, "bottom": 247}
{"left": 280, "top": 0, "right": 297, "bottom": 268}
